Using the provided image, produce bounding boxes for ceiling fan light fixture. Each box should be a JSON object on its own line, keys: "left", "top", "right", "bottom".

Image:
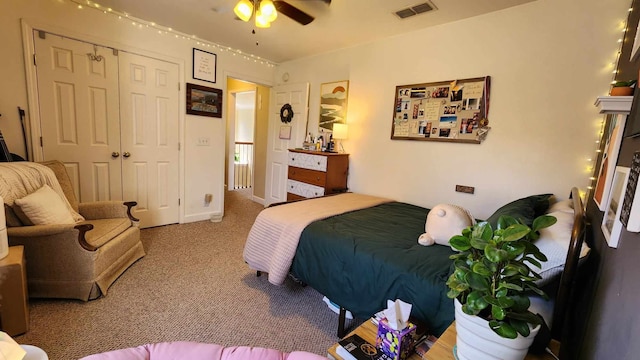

{"left": 255, "top": 10, "right": 271, "bottom": 28}
{"left": 234, "top": 0, "right": 253, "bottom": 22}
{"left": 260, "top": 0, "right": 278, "bottom": 22}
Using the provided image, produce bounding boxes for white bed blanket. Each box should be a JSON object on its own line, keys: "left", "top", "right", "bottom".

{"left": 243, "top": 193, "right": 391, "bottom": 285}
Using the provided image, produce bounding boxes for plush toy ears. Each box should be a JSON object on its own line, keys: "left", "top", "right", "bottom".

{"left": 418, "top": 204, "right": 475, "bottom": 247}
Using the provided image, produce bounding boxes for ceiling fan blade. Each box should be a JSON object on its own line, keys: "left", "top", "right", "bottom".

{"left": 274, "top": 1, "right": 315, "bottom": 25}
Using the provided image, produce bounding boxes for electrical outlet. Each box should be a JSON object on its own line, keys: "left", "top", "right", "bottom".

{"left": 455, "top": 185, "right": 475, "bottom": 194}
{"left": 197, "top": 137, "right": 211, "bottom": 146}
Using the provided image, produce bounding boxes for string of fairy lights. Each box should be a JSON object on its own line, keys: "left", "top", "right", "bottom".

{"left": 585, "top": 5, "right": 634, "bottom": 199}
{"left": 66, "top": 0, "right": 278, "bottom": 68}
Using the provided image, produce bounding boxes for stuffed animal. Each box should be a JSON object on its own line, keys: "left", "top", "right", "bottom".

{"left": 418, "top": 204, "right": 475, "bottom": 246}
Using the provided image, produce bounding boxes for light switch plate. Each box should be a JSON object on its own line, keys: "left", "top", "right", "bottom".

{"left": 197, "top": 137, "right": 210, "bottom": 146}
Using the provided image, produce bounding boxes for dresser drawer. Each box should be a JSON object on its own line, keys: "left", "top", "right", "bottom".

{"left": 289, "top": 152, "right": 327, "bottom": 172}
{"left": 287, "top": 179, "right": 325, "bottom": 198}
{"left": 288, "top": 166, "right": 326, "bottom": 187}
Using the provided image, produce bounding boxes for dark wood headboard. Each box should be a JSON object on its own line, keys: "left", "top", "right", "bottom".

{"left": 551, "top": 187, "right": 588, "bottom": 357}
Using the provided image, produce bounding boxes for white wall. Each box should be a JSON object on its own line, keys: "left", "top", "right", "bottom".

{"left": 0, "top": 0, "right": 274, "bottom": 223}
{"left": 235, "top": 92, "right": 256, "bottom": 143}
{"left": 276, "top": 0, "right": 629, "bottom": 219}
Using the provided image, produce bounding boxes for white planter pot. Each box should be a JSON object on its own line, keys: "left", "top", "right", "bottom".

{"left": 454, "top": 299, "right": 540, "bottom": 360}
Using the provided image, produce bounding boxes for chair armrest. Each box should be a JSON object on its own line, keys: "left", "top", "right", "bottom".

{"left": 79, "top": 201, "right": 139, "bottom": 222}
{"left": 8, "top": 224, "right": 77, "bottom": 237}
{"left": 8, "top": 223, "right": 97, "bottom": 251}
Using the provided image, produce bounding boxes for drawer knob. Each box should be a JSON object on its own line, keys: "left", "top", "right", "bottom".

{"left": 317, "top": 161, "right": 320, "bottom": 165}
{"left": 316, "top": 177, "right": 320, "bottom": 181}
{"left": 292, "top": 158, "right": 295, "bottom": 161}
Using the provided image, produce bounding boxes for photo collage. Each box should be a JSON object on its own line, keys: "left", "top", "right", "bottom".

{"left": 391, "top": 77, "right": 490, "bottom": 142}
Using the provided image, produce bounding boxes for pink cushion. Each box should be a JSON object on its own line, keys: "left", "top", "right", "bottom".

{"left": 79, "top": 342, "right": 327, "bottom": 360}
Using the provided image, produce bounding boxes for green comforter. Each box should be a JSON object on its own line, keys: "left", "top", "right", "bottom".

{"left": 290, "top": 201, "right": 455, "bottom": 336}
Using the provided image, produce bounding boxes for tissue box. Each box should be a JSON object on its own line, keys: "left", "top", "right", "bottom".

{"left": 375, "top": 318, "right": 418, "bottom": 360}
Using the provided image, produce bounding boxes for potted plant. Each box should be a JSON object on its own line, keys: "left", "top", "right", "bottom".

{"left": 446, "top": 214, "right": 557, "bottom": 360}
{"left": 610, "top": 80, "right": 637, "bottom": 96}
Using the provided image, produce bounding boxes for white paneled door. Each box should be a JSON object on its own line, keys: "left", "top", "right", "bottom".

{"left": 34, "top": 32, "right": 179, "bottom": 227}
{"left": 264, "top": 82, "right": 309, "bottom": 206}
{"left": 118, "top": 52, "right": 180, "bottom": 227}
{"left": 34, "top": 33, "right": 122, "bottom": 202}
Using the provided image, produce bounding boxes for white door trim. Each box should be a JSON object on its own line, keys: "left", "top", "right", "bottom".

{"left": 21, "top": 19, "right": 186, "bottom": 223}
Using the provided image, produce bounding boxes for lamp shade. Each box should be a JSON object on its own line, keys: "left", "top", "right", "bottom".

{"left": 332, "top": 123, "right": 348, "bottom": 140}
{"left": 234, "top": 0, "right": 253, "bottom": 22}
{"left": 255, "top": 10, "right": 271, "bottom": 28}
{"left": 259, "top": 0, "right": 278, "bottom": 22}
{"left": 0, "top": 332, "right": 27, "bottom": 360}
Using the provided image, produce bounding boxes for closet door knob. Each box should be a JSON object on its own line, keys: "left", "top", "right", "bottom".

{"left": 111, "top": 152, "right": 120, "bottom": 158}
{"left": 123, "top": 152, "right": 131, "bottom": 158}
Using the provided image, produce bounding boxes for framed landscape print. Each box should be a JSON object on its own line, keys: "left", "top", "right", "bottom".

{"left": 319, "top": 80, "right": 349, "bottom": 132}
{"left": 186, "top": 83, "right": 222, "bottom": 118}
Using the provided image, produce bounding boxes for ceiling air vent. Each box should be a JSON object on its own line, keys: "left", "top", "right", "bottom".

{"left": 394, "top": 1, "right": 436, "bottom": 19}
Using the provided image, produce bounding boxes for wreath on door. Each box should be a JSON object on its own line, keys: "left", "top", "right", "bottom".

{"left": 280, "top": 103, "right": 294, "bottom": 123}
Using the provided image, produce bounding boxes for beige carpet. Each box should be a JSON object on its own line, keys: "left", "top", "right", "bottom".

{"left": 14, "top": 191, "right": 362, "bottom": 359}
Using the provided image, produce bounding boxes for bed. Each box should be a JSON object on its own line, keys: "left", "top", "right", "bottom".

{"left": 243, "top": 189, "right": 587, "bottom": 340}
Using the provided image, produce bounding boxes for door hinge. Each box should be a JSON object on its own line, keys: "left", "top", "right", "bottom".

{"left": 178, "top": 142, "right": 181, "bottom": 151}
{"left": 112, "top": 48, "right": 118, "bottom": 56}
{"left": 33, "top": 54, "right": 37, "bottom": 66}
{"left": 178, "top": 83, "right": 180, "bottom": 91}
{"left": 39, "top": 136, "right": 43, "bottom": 147}
{"left": 38, "top": 30, "right": 46, "bottom": 39}
{"left": 178, "top": 198, "right": 181, "bottom": 205}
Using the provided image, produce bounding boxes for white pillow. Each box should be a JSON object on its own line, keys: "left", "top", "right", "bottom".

{"left": 14, "top": 185, "right": 76, "bottom": 225}
{"left": 547, "top": 199, "right": 574, "bottom": 214}
{"left": 533, "top": 210, "right": 590, "bottom": 286}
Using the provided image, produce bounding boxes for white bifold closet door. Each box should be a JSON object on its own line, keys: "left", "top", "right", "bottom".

{"left": 33, "top": 32, "right": 179, "bottom": 227}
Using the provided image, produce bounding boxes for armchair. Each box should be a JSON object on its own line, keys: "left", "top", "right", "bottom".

{"left": 1, "top": 161, "right": 145, "bottom": 301}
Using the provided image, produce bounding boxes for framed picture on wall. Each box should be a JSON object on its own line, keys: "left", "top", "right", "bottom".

{"left": 319, "top": 80, "right": 349, "bottom": 133}
{"left": 602, "top": 166, "right": 630, "bottom": 248}
{"left": 186, "top": 83, "right": 222, "bottom": 118}
{"left": 193, "top": 48, "right": 217, "bottom": 83}
{"left": 594, "top": 113, "right": 627, "bottom": 210}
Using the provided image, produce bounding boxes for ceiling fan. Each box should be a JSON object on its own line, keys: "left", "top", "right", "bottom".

{"left": 274, "top": 0, "right": 331, "bottom": 25}
{"left": 234, "top": 0, "right": 331, "bottom": 27}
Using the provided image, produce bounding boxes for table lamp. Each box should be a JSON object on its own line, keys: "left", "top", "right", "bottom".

{"left": 0, "top": 331, "right": 26, "bottom": 360}
{"left": 332, "top": 123, "right": 348, "bottom": 153}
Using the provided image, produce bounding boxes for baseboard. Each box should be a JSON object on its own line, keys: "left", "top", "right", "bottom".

{"left": 252, "top": 195, "right": 265, "bottom": 206}
{"left": 183, "top": 212, "right": 222, "bottom": 223}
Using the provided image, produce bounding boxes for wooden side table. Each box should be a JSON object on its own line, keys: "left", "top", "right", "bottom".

{"left": 424, "top": 322, "right": 560, "bottom": 360}
{"left": 328, "top": 320, "right": 560, "bottom": 360}
{"left": 327, "top": 320, "right": 424, "bottom": 360}
{"left": 0, "top": 245, "right": 29, "bottom": 336}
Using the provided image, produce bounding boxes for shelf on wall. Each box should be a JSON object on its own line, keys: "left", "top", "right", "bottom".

{"left": 594, "top": 96, "right": 633, "bottom": 114}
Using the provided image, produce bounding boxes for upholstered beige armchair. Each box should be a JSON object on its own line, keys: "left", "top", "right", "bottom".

{"left": 2, "top": 161, "right": 145, "bottom": 301}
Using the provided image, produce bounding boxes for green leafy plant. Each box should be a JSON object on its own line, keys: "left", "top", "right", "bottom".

{"left": 446, "top": 215, "right": 557, "bottom": 339}
{"left": 612, "top": 80, "right": 637, "bottom": 87}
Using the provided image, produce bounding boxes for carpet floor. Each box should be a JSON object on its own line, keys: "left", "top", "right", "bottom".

{"left": 14, "top": 191, "right": 362, "bottom": 359}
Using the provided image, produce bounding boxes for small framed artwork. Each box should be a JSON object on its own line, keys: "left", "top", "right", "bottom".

{"left": 193, "top": 48, "right": 217, "bottom": 83}
{"left": 279, "top": 125, "right": 292, "bottom": 140}
{"left": 601, "top": 166, "right": 630, "bottom": 248}
{"left": 186, "top": 83, "right": 222, "bottom": 118}
{"left": 594, "top": 113, "right": 627, "bottom": 210}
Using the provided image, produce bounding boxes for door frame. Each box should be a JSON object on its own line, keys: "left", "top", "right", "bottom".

{"left": 227, "top": 89, "right": 256, "bottom": 194}
{"left": 223, "top": 71, "right": 274, "bottom": 208}
{"left": 21, "top": 19, "right": 187, "bottom": 222}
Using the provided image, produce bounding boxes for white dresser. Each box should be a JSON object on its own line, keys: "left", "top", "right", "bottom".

{"left": 287, "top": 149, "right": 349, "bottom": 201}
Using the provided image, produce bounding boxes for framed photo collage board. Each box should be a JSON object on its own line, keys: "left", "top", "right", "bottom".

{"left": 391, "top": 76, "right": 491, "bottom": 144}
